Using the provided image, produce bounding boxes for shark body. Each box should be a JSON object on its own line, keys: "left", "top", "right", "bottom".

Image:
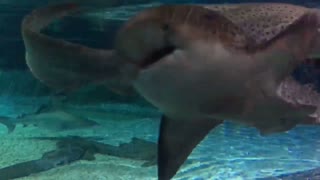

{"left": 21, "top": 3, "right": 320, "bottom": 179}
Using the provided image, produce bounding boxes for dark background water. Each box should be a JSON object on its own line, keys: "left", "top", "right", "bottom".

{"left": 0, "top": 0, "right": 319, "bottom": 98}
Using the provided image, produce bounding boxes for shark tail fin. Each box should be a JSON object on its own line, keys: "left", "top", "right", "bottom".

{"left": 0, "top": 117, "right": 16, "bottom": 133}
{"left": 21, "top": 3, "right": 125, "bottom": 93}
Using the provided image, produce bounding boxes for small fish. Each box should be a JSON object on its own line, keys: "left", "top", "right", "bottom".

{"left": 0, "top": 110, "right": 99, "bottom": 133}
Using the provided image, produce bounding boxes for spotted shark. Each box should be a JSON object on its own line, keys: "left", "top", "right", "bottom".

{"left": 21, "top": 3, "right": 320, "bottom": 180}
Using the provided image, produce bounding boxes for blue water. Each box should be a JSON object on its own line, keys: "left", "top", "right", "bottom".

{"left": 1, "top": 0, "right": 320, "bottom": 179}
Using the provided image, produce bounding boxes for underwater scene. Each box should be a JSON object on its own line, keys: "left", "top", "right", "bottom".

{"left": 2, "top": 0, "right": 320, "bottom": 179}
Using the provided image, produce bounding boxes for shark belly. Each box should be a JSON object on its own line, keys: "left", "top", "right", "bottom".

{"left": 133, "top": 41, "right": 314, "bottom": 131}
{"left": 133, "top": 43, "right": 252, "bottom": 120}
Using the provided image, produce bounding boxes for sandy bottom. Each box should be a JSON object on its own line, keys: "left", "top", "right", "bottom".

{"left": 0, "top": 116, "right": 159, "bottom": 180}
{"left": 1, "top": 96, "right": 320, "bottom": 180}
{"left": 0, "top": 96, "right": 160, "bottom": 180}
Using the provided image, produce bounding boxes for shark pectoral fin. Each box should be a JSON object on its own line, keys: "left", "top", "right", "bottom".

{"left": 22, "top": 4, "right": 125, "bottom": 92}
{"left": 158, "top": 115, "right": 222, "bottom": 180}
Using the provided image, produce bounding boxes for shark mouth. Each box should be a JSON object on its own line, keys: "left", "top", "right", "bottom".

{"left": 277, "top": 59, "right": 320, "bottom": 123}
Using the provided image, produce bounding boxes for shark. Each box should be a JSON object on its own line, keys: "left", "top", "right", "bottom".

{"left": 21, "top": 2, "right": 320, "bottom": 180}
{"left": 0, "top": 107, "right": 99, "bottom": 133}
